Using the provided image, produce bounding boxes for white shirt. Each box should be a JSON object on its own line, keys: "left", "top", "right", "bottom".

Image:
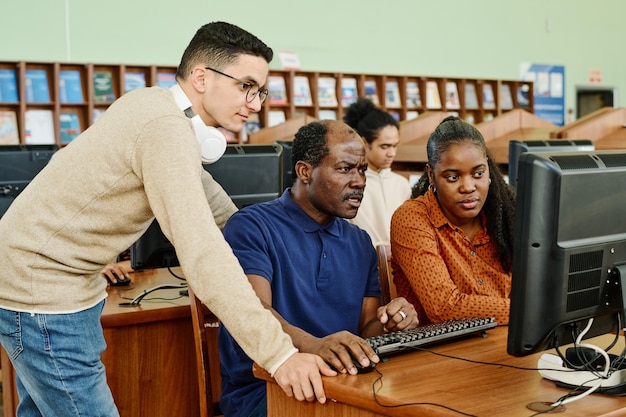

{"left": 350, "top": 168, "right": 412, "bottom": 247}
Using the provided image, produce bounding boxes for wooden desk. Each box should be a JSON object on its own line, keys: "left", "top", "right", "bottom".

{"left": 256, "top": 327, "right": 626, "bottom": 417}
{"left": 1, "top": 268, "right": 218, "bottom": 417}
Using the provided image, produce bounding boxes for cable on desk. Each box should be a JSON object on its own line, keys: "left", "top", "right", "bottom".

{"left": 118, "top": 283, "right": 188, "bottom": 306}
{"left": 369, "top": 367, "right": 478, "bottom": 417}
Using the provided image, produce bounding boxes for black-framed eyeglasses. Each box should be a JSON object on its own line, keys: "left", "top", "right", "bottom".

{"left": 205, "top": 67, "right": 268, "bottom": 104}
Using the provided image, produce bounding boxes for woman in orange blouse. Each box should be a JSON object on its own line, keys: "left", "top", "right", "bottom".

{"left": 390, "top": 116, "right": 515, "bottom": 325}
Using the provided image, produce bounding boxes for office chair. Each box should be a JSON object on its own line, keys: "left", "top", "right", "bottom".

{"left": 376, "top": 244, "right": 396, "bottom": 305}
{"left": 189, "top": 288, "right": 222, "bottom": 417}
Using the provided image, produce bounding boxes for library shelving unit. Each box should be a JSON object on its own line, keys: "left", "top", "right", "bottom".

{"left": 262, "top": 70, "right": 533, "bottom": 128}
{"left": 0, "top": 61, "right": 183, "bottom": 147}
{"left": 0, "top": 60, "right": 534, "bottom": 147}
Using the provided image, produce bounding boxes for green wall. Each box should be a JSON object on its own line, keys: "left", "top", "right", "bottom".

{"left": 2, "top": 0, "right": 624, "bottom": 118}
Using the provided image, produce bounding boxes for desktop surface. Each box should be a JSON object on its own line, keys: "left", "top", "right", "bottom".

{"left": 256, "top": 326, "right": 626, "bottom": 417}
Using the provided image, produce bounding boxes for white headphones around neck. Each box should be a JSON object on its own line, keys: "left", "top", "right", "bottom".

{"left": 169, "top": 84, "right": 227, "bottom": 164}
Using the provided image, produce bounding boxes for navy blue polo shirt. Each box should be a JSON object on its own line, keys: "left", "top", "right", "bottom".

{"left": 218, "top": 189, "right": 380, "bottom": 417}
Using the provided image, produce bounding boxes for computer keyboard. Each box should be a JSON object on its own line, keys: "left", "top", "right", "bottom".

{"left": 366, "top": 317, "right": 498, "bottom": 355}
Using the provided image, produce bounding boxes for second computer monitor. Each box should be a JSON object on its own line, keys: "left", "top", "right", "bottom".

{"left": 507, "top": 139, "right": 594, "bottom": 189}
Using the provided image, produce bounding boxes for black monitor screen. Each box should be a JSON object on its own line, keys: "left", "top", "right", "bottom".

{"left": 507, "top": 139, "right": 594, "bottom": 189}
{"left": 204, "top": 143, "right": 283, "bottom": 209}
{"left": 507, "top": 150, "right": 626, "bottom": 357}
{"left": 130, "top": 144, "right": 283, "bottom": 270}
{"left": 0, "top": 145, "right": 58, "bottom": 218}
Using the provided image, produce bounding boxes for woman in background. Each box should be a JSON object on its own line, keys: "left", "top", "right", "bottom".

{"left": 343, "top": 97, "right": 411, "bottom": 247}
{"left": 390, "top": 116, "right": 515, "bottom": 325}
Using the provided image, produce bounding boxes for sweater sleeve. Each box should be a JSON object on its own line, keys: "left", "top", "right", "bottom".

{"left": 133, "top": 115, "right": 297, "bottom": 373}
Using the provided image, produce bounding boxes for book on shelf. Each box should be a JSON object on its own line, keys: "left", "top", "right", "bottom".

{"left": 268, "top": 75, "right": 287, "bottom": 105}
{"left": 293, "top": 76, "right": 312, "bottom": 106}
{"left": 0, "top": 69, "right": 19, "bottom": 103}
{"left": 341, "top": 78, "right": 357, "bottom": 107}
{"left": 93, "top": 109, "right": 106, "bottom": 123}
{"left": 483, "top": 112, "right": 494, "bottom": 122}
{"left": 406, "top": 81, "right": 421, "bottom": 108}
{"left": 0, "top": 110, "right": 19, "bottom": 145}
{"left": 517, "top": 84, "right": 531, "bottom": 108}
{"left": 59, "top": 70, "right": 84, "bottom": 104}
{"left": 500, "top": 84, "right": 513, "bottom": 110}
{"left": 406, "top": 110, "right": 419, "bottom": 121}
{"left": 268, "top": 110, "right": 286, "bottom": 127}
{"left": 464, "top": 83, "right": 478, "bottom": 109}
{"left": 25, "top": 109, "right": 55, "bottom": 145}
{"left": 317, "top": 77, "right": 338, "bottom": 107}
{"left": 385, "top": 81, "right": 401, "bottom": 108}
{"left": 318, "top": 110, "right": 337, "bottom": 120}
{"left": 465, "top": 112, "right": 476, "bottom": 124}
{"left": 25, "top": 69, "right": 50, "bottom": 103}
{"left": 482, "top": 83, "right": 496, "bottom": 110}
{"left": 124, "top": 72, "right": 146, "bottom": 93}
{"left": 389, "top": 111, "right": 400, "bottom": 122}
{"left": 93, "top": 71, "right": 116, "bottom": 102}
{"left": 425, "top": 81, "right": 441, "bottom": 109}
{"left": 241, "top": 113, "right": 261, "bottom": 142}
{"left": 364, "top": 80, "right": 379, "bottom": 105}
{"left": 60, "top": 111, "right": 81, "bottom": 144}
{"left": 156, "top": 72, "right": 177, "bottom": 89}
{"left": 445, "top": 81, "right": 460, "bottom": 109}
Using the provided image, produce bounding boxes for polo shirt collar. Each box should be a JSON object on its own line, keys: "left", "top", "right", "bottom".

{"left": 279, "top": 189, "right": 342, "bottom": 237}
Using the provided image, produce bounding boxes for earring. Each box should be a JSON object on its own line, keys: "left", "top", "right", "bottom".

{"left": 489, "top": 178, "right": 492, "bottom": 185}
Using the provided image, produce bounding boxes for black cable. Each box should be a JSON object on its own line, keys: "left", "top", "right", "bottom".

{"left": 167, "top": 267, "right": 186, "bottom": 281}
{"left": 118, "top": 283, "right": 188, "bottom": 306}
{"left": 369, "top": 367, "right": 478, "bottom": 417}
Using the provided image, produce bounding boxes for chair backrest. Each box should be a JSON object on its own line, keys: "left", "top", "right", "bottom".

{"left": 376, "top": 244, "right": 396, "bottom": 305}
{"left": 189, "top": 288, "right": 222, "bottom": 417}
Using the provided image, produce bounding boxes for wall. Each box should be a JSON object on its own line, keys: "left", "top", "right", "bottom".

{"left": 2, "top": 0, "right": 624, "bottom": 119}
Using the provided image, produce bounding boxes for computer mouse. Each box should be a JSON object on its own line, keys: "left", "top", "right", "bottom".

{"left": 328, "top": 356, "right": 376, "bottom": 374}
{"left": 352, "top": 357, "right": 376, "bottom": 374}
{"left": 107, "top": 272, "right": 131, "bottom": 286}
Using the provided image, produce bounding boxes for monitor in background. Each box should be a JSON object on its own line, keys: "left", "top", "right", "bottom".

{"left": 275, "top": 140, "right": 294, "bottom": 191}
{"left": 130, "top": 219, "right": 179, "bottom": 270}
{"left": 507, "top": 139, "right": 595, "bottom": 189}
{"left": 507, "top": 150, "right": 626, "bottom": 357}
{"left": 130, "top": 143, "right": 283, "bottom": 270}
{"left": 0, "top": 144, "right": 58, "bottom": 218}
{"left": 204, "top": 143, "right": 283, "bottom": 208}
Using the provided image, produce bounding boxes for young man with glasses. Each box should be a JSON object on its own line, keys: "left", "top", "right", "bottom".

{"left": 0, "top": 21, "right": 332, "bottom": 417}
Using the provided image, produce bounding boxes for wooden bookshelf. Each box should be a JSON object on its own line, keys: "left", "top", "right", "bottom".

{"left": 0, "top": 60, "right": 535, "bottom": 146}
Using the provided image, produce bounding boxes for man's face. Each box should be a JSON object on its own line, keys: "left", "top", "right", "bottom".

{"left": 199, "top": 54, "right": 268, "bottom": 133}
{"left": 307, "top": 127, "right": 367, "bottom": 221}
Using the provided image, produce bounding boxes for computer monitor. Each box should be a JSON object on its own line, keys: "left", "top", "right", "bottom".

{"left": 275, "top": 140, "right": 294, "bottom": 191}
{"left": 0, "top": 144, "right": 58, "bottom": 218}
{"left": 507, "top": 150, "right": 626, "bottom": 357}
{"left": 130, "top": 143, "right": 283, "bottom": 270}
{"left": 507, "top": 139, "right": 595, "bottom": 189}
{"left": 205, "top": 143, "right": 283, "bottom": 208}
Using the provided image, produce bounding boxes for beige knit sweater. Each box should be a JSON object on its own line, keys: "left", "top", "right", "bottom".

{"left": 0, "top": 86, "right": 296, "bottom": 374}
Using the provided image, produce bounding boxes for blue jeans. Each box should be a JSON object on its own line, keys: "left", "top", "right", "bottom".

{"left": 0, "top": 300, "right": 119, "bottom": 417}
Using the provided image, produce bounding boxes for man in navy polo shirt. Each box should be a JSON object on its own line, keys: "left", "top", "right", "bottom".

{"left": 218, "top": 119, "right": 419, "bottom": 417}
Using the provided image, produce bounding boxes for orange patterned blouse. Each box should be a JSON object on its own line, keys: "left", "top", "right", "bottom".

{"left": 390, "top": 190, "right": 511, "bottom": 325}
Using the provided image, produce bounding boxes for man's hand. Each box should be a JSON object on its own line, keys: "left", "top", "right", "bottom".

{"left": 100, "top": 260, "right": 132, "bottom": 284}
{"left": 377, "top": 297, "right": 419, "bottom": 332}
{"left": 273, "top": 352, "right": 336, "bottom": 403}
{"left": 299, "top": 331, "right": 379, "bottom": 375}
